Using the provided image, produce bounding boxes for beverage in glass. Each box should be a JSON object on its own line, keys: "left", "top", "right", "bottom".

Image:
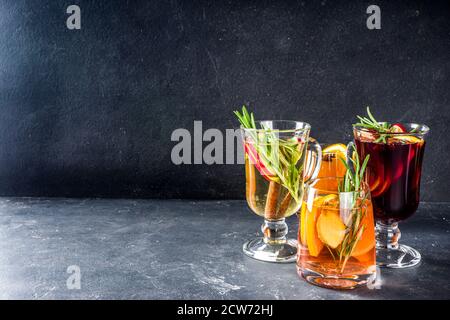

{"left": 353, "top": 124, "right": 428, "bottom": 267}
{"left": 297, "top": 177, "right": 376, "bottom": 289}
{"left": 351, "top": 108, "right": 429, "bottom": 268}
{"left": 236, "top": 107, "right": 321, "bottom": 262}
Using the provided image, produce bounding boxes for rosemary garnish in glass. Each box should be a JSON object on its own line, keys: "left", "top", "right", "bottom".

{"left": 354, "top": 107, "right": 391, "bottom": 143}
{"left": 234, "top": 106, "right": 303, "bottom": 204}
{"left": 335, "top": 145, "right": 370, "bottom": 272}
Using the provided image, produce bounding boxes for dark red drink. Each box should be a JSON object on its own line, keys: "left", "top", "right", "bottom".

{"left": 354, "top": 131, "right": 425, "bottom": 224}
{"left": 352, "top": 107, "right": 429, "bottom": 268}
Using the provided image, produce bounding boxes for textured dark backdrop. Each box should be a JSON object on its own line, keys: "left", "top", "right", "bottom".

{"left": 0, "top": 0, "right": 448, "bottom": 200}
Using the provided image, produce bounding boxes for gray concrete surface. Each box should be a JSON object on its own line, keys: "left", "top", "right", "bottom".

{"left": 0, "top": 198, "right": 448, "bottom": 299}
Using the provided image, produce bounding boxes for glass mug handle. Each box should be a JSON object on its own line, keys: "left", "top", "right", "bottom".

{"left": 304, "top": 137, "right": 322, "bottom": 183}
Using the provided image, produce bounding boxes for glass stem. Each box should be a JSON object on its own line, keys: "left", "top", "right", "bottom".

{"left": 376, "top": 222, "right": 401, "bottom": 250}
{"left": 261, "top": 219, "right": 288, "bottom": 245}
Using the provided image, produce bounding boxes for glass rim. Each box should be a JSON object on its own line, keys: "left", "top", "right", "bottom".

{"left": 352, "top": 123, "right": 430, "bottom": 136}
{"left": 240, "top": 120, "right": 311, "bottom": 133}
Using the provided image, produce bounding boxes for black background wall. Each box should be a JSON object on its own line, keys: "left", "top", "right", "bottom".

{"left": 0, "top": 0, "right": 448, "bottom": 200}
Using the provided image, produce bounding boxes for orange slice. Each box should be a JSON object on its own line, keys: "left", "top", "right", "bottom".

{"left": 368, "top": 170, "right": 392, "bottom": 198}
{"left": 300, "top": 204, "right": 308, "bottom": 246}
{"left": 389, "top": 135, "right": 423, "bottom": 145}
{"left": 323, "top": 143, "right": 347, "bottom": 155}
{"left": 319, "top": 143, "right": 347, "bottom": 179}
{"left": 306, "top": 204, "right": 324, "bottom": 256}
{"left": 304, "top": 195, "right": 332, "bottom": 257}
{"left": 316, "top": 208, "right": 346, "bottom": 249}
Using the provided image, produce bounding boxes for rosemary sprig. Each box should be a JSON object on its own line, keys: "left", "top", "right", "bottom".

{"left": 336, "top": 145, "right": 370, "bottom": 272}
{"left": 353, "top": 107, "right": 391, "bottom": 143}
{"left": 234, "top": 106, "right": 303, "bottom": 203}
{"left": 338, "top": 145, "right": 370, "bottom": 196}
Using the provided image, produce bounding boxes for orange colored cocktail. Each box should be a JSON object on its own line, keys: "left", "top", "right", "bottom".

{"left": 318, "top": 144, "right": 347, "bottom": 179}
{"left": 297, "top": 177, "right": 376, "bottom": 289}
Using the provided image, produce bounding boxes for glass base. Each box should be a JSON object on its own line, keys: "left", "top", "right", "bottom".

{"left": 243, "top": 237, "right": 297, "bottom": 263}
{"left": 298, "top": 268, "right": 376, "bottom": 290}
{"left": 376, "top": 244, "right": 421, "bottom": 268}
{"left": 375, "top": 222, "right": 421, "bottom": 268}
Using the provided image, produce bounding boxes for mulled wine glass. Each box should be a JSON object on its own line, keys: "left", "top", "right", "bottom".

{"left": 350, "top": 123, "right": 429, "bottom": 268}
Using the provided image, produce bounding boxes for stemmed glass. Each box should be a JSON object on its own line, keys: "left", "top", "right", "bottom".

{"left": 241, "top": 120, "right": 321, "bottom": 263}
{"left": 351, "top": 123, "right": 429, "bottom": 268}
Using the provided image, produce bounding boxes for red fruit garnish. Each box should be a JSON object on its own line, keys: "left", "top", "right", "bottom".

{"left": 244, "top": 143, "right": 276, "bottom": 181}
{"left": 390, "top": 123, "right": 407, "bottom": 133}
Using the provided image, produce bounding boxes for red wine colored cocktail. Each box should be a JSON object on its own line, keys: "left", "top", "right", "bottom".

{"left": 355, "top": 136, "right": 425, "bottom": 224}
{"left": 351, "top": 108, "right": 429, "bottom": 268}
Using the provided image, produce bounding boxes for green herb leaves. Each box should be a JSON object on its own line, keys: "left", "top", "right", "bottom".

{"left": 336, "top": 145, "right": 370, "bottom": 272}
{"left": 234, "top": 106, "right": 304, "bottom": 204}
{"left": 338, "top": 144, "right": 370, "bottom": 194}
{"left": 354, "top": 106, "right": 391, "bottom": 143}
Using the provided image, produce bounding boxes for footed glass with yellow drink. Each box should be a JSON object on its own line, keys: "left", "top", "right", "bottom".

{"left": 235, "top": 106, "right": 322, "bottom": 263}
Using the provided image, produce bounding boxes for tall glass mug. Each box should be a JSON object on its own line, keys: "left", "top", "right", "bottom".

{"left": 297, "top": 178, "right": 376, "bottom": 289}
{"left": 350, "top": 123, "right": 429, "bottom": 268}
{"left": 242, "top": 121, "right": 322, "bottom": 263}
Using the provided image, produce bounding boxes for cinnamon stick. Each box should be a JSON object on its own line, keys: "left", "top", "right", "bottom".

{"left": 264, "top": 181, "right": 280, "bottom": 220}
{"left": 246, "top": 161, "right": 257, "bottom": 211}
{"left": 277, "top": 193, "right": 292, "bottom": 218}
